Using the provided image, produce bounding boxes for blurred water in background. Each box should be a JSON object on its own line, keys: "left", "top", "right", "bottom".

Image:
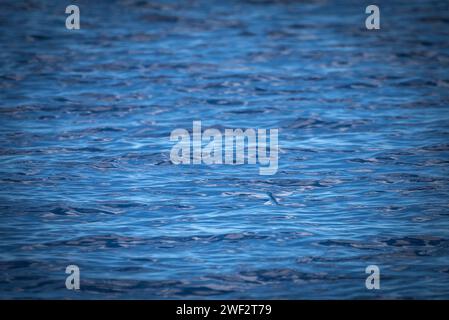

{"left": 1, "top": 0, "right": 449, "bottom": 299}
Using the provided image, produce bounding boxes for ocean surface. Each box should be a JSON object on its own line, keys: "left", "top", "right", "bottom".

{"left": 1, "top": 0, "right": 449, "bottom": 299}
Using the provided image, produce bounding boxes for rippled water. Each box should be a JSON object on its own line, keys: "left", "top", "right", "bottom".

{"left": 1, "top": 0, "right": 449, "bottom": 299}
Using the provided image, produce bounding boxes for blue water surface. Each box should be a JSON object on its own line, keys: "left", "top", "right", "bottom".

{"left": 1, "top": 0, "right": 449, "bottom": 299}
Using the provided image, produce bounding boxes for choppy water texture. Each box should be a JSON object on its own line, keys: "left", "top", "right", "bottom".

{"left": 1, "top": 0, "right": 449, "bottom": 299}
